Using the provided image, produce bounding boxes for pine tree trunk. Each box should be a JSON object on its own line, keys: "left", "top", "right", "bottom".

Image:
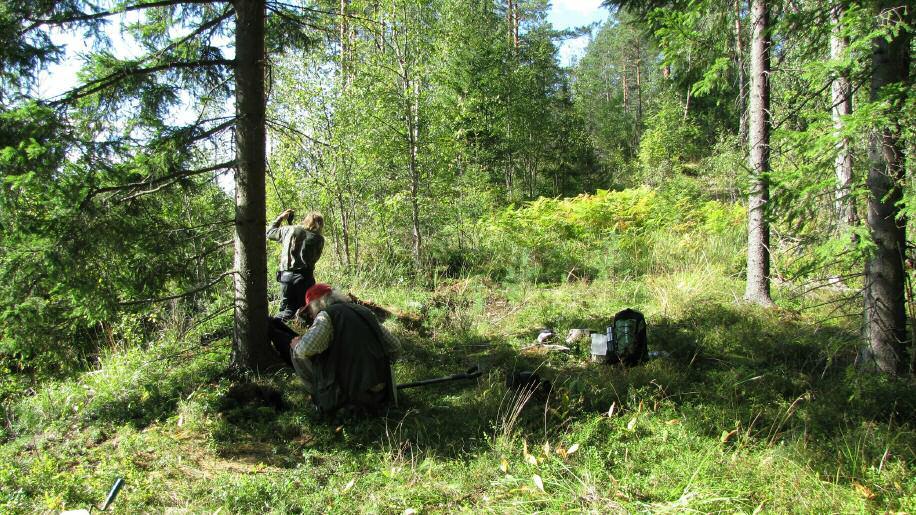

{"left": 745, "top": 0, "right": 774, "bottom": 306}
{"left": 634, "top": 37, "right": 642, "bottom": 139}
{"left": 507, "top": 0, "right": 515, "bottom": 47}
{"left": 830, "top": 5, "right": 857, "bottom": 233}
{"left": 231, "top": 0, "right": 278, "bottom": 371}
{"left": 634, "top": 41, "right": 643, "bottom": 143}
{"left": 860, "top": 2, "right": 910, "bottom": 375}
{"left": 511, "top": 0, "right": 519, "bottom": 50}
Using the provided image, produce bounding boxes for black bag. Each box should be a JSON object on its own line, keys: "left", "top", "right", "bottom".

{"left": 608, "top": 308, "right": 648, "bottom": 365}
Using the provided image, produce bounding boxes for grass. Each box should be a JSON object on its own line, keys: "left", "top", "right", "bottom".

{"left": 2, "top": 267, "right": 914, "bottom": 513}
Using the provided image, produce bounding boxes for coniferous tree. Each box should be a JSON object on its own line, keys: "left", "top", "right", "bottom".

{"left": 744, "top": 0, "right": 774, "bottom": 306}
{"left": 861, "top": 1, "right": 911, "bottom": 374}
{"left": 231, "top": 0, "right": 273, "bottom": 371}
{"left": 830, "top": 3, "right": 857, "bottom": 234}
{"left": 1, "top": 1, "right": 316, "bottom": 371}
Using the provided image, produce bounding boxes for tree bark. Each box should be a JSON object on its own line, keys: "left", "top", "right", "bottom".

{"left": 508, "top": 0, "right": 519, "bottom": 50}
{"left": 507, "top": 0, "right": 515, "bottom": 48}
{"left": 231, "top": 0, "right": 278, "bottom": 371}
{"left": 735, "top": 0, "right": 747, "bottom": 144}
{"left": 408, "top": 78, "right": 423, "bottom": 269}
{"left": 745, "top": 0, "right": 774, "bottom": 306}
{"left": 860, "top": 2, "right": 910, "bottom": 375}
{"left": 634, "top": 41, "right": 643, "bottom": 143}
{"left": 340, "top": 0, "right": 351, "bottom": 89}
{"left": 830, "top": 4, "right": 857, "bottom": 233}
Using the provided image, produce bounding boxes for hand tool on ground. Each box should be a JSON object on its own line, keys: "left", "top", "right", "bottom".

{"left": 396, "top": 364, "right": 482, "bottom": 390}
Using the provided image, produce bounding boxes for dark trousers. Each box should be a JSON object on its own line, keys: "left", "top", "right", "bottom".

{"left": 276, "top": 270, "right": 315, "bottom": 321}
{"left": 267, "top": 317, "right": 315, "bottom": 392}
{"left": 268, "top": 317, "right": 297, "bottom": 367}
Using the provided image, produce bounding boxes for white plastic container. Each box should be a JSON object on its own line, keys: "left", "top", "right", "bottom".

{"left": 590, "top": 332, "right": 608, "bottom": 362}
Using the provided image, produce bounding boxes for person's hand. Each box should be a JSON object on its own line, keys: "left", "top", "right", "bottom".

{"left": 289, "top": 336, "right": 300, "bottom": 349}
{"left": 280, "top": 208, "right": 294, "bottom": 218}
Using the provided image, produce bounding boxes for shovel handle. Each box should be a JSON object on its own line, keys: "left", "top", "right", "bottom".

{"left": 397, "top": 365, "right": 481, "bottom": 390}
{"left": 101, "top": 477, "right": 124, "bottom": 511}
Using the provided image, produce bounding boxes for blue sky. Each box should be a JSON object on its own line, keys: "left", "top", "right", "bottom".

{"left": 547, "top": 0, "right": 611, "bottom": 66}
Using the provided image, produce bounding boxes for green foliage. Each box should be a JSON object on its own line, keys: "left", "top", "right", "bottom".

{"left": 474, "top": 186, "right": 744, "bottom": 282}
{"left": 572, "top": 12, "right": 660, "bottom": 180}
{"left": 637, "top": 96, "right": 702, "bottom": 185}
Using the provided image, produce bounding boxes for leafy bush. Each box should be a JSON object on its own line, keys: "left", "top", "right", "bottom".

{"left": 637, "top": 97, "right": 702, "bottom": 185}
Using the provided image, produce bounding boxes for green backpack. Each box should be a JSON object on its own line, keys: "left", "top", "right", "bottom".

{"left": 608, "top": 308, "right": 648, "bottom": 365}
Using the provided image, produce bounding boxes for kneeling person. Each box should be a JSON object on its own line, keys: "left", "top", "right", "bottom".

{"left": 288, "top": 284, "right": 400, "bottom": 414}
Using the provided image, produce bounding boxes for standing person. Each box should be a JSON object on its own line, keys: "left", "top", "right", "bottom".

{"left": 267, "top": 209, "right": 325, "bottom": 321}
{"left": 280, "top": 284, "right": 401, "bottom": 415}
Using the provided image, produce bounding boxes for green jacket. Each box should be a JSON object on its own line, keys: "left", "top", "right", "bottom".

{"left": 266, "top": 222, "right": 324, "bottom": 273}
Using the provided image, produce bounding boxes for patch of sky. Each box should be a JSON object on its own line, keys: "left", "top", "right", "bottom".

{"left": 548, "top": 0, "right": 610, "bottom": 66}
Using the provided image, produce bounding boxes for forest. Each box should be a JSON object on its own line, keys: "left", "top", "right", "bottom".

{"left": 1, "top": 0, "right": 913, "bottom": 512}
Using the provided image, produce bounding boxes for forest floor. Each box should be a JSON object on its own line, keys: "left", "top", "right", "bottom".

{"left": 2, "top": 270, "right": 915, "bottom": 512}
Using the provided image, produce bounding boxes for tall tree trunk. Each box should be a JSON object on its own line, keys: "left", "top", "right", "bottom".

{"left": 335, "top": 186, "right": 352, "bottom": 269}
{"left": 603, "top": 68, "right": 611, "bottom": 102}
{"left": 861, "top": 2, "right": 910, "bottom": 375}
{"left": 326, "top": 196, "right": 344, "bottom": 267}
{"left": 408, "top": 79, "right": 422, "bottom": 269}
{"left": 735, "top": 0, "right": 747, "bottom": 144}
{"left": 340, "top": 0, "right": 351, "bottom": 89}
{"left": 232, "top": 0, "right": 278, "bottom": 370}
{"left": 830, "top": 5, "right": 858, "bottom": 233}
{"left": 507, "top": 0, "right": 515, "bottom": 48}
{"left": 745, "top": 0, "right": 774, "bottom": 306}
{"left": 683, "top": 87, "right": 691, "bottom": 121}
{"left": 634, "top": 41, "right": 643, "bottom": 143}
{"left": 507, "top": 0, "right": 519, "bottom": 50}
{"left": 513, "top": 2, "right": 520, "bottom": 50}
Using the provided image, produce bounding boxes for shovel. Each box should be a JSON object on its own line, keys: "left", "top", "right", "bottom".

{"left": 61, "top": 477, "right": 124, "bottom": 514}
{"left": 396, "top": 364, "right": 483, "bottom": 391}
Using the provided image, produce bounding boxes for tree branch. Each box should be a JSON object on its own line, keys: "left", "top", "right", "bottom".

{"left": 118, "top": 161, "right": 235, "bottom": 202}
{"left": 187, "top": 239, "right": 234, "bottom": 264}
{"left": 149, "top": 7, "right": 235, "bottom": 63}
{"left": 266, "top": 118, "right": 331, "bottom": 147}
{"left": 268, "top": 1, "right": 382, "bottom": 25}
{"left": 266, "top": 5, "right": 335, "bottom": 35}
{"left": 52, "top": 58, "right": 234, "bottom": 106}
{"left": 119, "top": 269, "right": 235, "bottom": 306}
{"left": 150, "top": 117, "right": 236, "bottom": 153}
{"left": 87, "top": 160, "right": 235, "bottom": 202}
{"left": 20, "top": 0, "right": 224, "bottom": 34}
